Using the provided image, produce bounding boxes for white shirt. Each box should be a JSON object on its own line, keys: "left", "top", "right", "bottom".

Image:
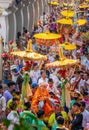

{"left": 38, "top": 77, "right": 48, "bottom": 84}
{"left": 82, "top": 110, "right": 89, "bottom": 128}
{"left": 7, "top": 111, "right": 19, "bottom": 130}
{"left": 0, "top": 95, "right": 6, "bottom": 111}
{"left": 47, "top": 84, "right": 59, "bottom": 95}
{"left": 70, "top": 77, "right": 85, "bottom": 90}
{"left": 50, "top": 74, "right": 61, "bottom": 87}
{"left": 30, "top": 70, "right": 40, "bottom": 83}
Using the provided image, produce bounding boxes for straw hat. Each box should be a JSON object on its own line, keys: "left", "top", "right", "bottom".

{"left": 70, "top": 90, "right": 83, "bottom": 99}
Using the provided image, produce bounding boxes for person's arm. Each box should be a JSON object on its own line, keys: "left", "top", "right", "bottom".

{"left": 1, "top": 97, "right": 6, "bottom": 112}
{"left": 86, "top": 112, "right": 89, "bottom": 123}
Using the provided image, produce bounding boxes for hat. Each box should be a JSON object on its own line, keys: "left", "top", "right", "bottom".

{"left": 31, "top": 83, "right": 38, "bottom": 88}
{"left": 70, "top": 91, "right": 83, "bottom": 99}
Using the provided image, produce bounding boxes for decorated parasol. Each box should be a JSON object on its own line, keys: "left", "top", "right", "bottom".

{"left": 59, "top": 42, "right": 76, "bottom": 50}
{"left": 48, "top": 1, "right": 59, "bottom": 6}
{"left": 74, "top": 19, "right": 87, "bottom": 26}
{"left": 34, "top": 31, "right": 61, "bottom": 46}
{"left": 79, "top": 3, "right": 89, "bottom": 8}
{"left": 63, "top": 3, "right": 74, "bottom": 7}
{"left": 56, "top": 18, "right": 72, "bottom": 25}
{"left": 61, "top": 10, "right": 74, "bottom": 17}
{"left": 11, "top": 40, "right": 47, "bottom": 61}
{"left": 46, "top": 47, "right": 79, "bottom": 68}
{"left": 46, "top": 47, "right": 79, "bottom": 108}
{"left": 86, "top": 0, "right": 89, "bottom": 2}
{"left": 56, "top": 18, "right": 87, "bottom": 26}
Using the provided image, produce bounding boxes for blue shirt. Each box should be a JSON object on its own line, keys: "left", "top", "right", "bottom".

{"left": 3, "top": 90, "right": 13, "bottom": 103}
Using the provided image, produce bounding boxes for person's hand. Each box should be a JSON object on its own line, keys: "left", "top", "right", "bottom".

{"left": 68, "top": 111, "right": 73, "bottom": 121}
{"left": 69, "top": 124, "right": 72, "bottom": 130}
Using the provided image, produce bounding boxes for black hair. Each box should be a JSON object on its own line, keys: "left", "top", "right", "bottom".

{"left": 55, "top": 55, "right": 59, "bottom": 60}
{"left": 40, "top": 70, "right": 45, "bottom": 75}
{"left": 24, "top": 29, "right": 28, "bottom": 33}
{"left": 74, "top": 71, "right": 80, "bottom": 74}
{"left": 56, "top": 116, "right": 64, "bottom": 125}
{"left": 83, "top": 91, "right": 88, "bottom": 96}
{"left": 55, "top": 113, "right": 62, "bottom": 119}
{"left": 33, "top": 63, "right": 38, "bottom": 68}
{"left": 17, "top": 32, "right": 21, "bottom": 39}
{"left": 24, "top": 102, "right": 31, "bottom": 110}
{"left": 0, "top": 85, "right": 3, "bottom": 89}
{"left": 43, "top": 12, "right": 45, "bottom": 15}
{"left": 37, "top": 110, "right": 44, "bottom": 118}
{"left": 13, "top": 97, "right": 20, "bottom": 101}
{"left": 48, "top": 78, "right": 53, "bottom": 83}
{"left": 10, "top": 102, "right": 17, "bottom": 110}
{"left": 73, "top": 102, "right": 81, "bottom": 107}
{"left": 7, "top": 81, "right": 15, "bottom": 88}
{"left": 80, "top": 101, "right": 86, "bottom": 108}
{"left": 49, "top": 91, "right": 55, "bottom": 95}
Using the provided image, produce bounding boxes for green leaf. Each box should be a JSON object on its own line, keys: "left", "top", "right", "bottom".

{"left": 3, "top": 119, "right": 10, "bottom": 127}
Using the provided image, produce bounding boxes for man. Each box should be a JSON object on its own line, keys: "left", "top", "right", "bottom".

{"left": 11, "top": 59, "right": 22, "bottom": 82}
{"left": 70, "top": 71, "right": 84, "bottom": 91}
{"left": 4, "top": 81, "right": 15, "bottom": 103}
{"left": 56, "top": 116, "right": 69, "bottom": 130}
{"left": 70, "top": 91, "right": 83, "bottom": 109}
{"left": 0, "top": 85, "right": 6, "bottom": 122}
{"left": 30, "top": 63, "right": 40, "bottom": 83}
{"left": 47, "top": 78, "right": 59, "bottom": 96}
{"left": 48, "top": 104, "right": 68, "bottom": 128}
{"left": 32, "top": 110, "right": 48, "bottom": 130}
{"left": 82, "top": 91, "right": 89, "bottom": 111}
{"left": 38, "top": 70, "right": 48, "bottom": 84}
{"left": 68, "top": 102, "right": 83, "bottom": 130}
{"left": 80, "top": 101, "right": 89, "bottom": 129}
{"left": 31, "top": 82, "right": 52, "bottom": 115}
{"left": 84, "top": 72, "right": 89, "bottom": 90}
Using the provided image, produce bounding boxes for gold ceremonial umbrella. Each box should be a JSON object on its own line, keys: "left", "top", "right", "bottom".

{"left": 63, "top": 3, "right": 74, "bottom": 7}
{"left": 48, "top": 1, "right": 59, "bottom": 6}
{"left": 61, "top": 10, "right": 74, "bottom": 17}
{"left": 11, "top": 40, "right": 47, "bottom": 61}
{"left": 79, "top": 3, "right": 89, "bottom": 8}
{"left": 59, "top": 42, "right": 76, "bottom": 50}
{"left": 56, "top": 18, "right": 72, "bottom": 25}
{"left": 34, "top": 31, "right": 61, "bottom": 46}
{"left": 34, "top": 31, "right": 60, "bottom": 40}
{"left": 74, "top": 19, "right": 87, "bottom": 26}
{"left": 46, "top": 47, "right": 79, "bottom": 68}
{"left": 86, "top": 0, "right": 89, "bottom": 2}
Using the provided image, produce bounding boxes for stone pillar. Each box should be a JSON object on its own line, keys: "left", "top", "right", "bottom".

{"left": 0, "top": 37, "right": 3, "bottom": 81}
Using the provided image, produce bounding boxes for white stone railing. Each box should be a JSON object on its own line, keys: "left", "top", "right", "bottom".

{"left": 0, "top": 0, "right": 13, "bottom": 9}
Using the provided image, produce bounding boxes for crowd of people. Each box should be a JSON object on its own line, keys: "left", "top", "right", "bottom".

{"left": 0, "top": 0, "right": 89, "bottom": 130}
